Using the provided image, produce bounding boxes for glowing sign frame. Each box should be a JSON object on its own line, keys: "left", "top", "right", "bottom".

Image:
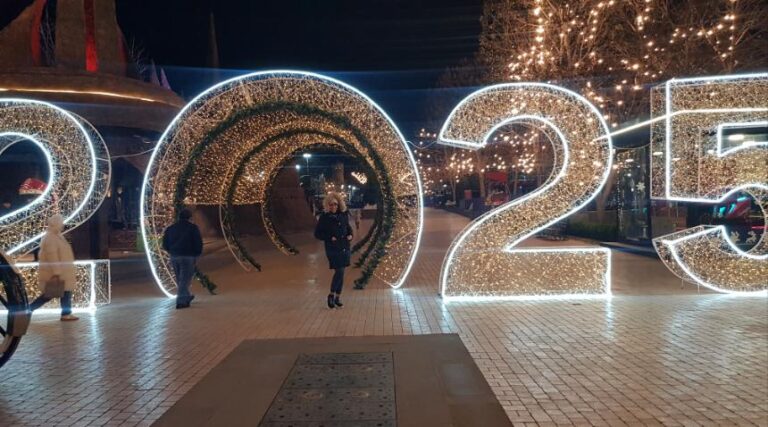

{"left": 651, "top": 73, "right": 767, "bottom": 294}
{"left": 0, "top": 99, "right": 112, "bottom": 310}
{"left": 438, "top": 83, "right": 614, "bottom": 301}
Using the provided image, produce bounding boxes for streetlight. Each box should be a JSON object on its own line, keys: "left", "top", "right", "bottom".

{"left": 295, "top": 164, "right": 301, "bottom": 171}
{"left": 302, "top": 152, "right": 312, "bottom": 171}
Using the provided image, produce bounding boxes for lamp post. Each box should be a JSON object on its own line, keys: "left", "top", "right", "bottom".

{"left": 303, "top": 152, "right": 312, "bottom": 171}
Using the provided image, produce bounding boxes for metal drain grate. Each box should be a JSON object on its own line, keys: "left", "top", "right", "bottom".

{"left": 260, "top": 352, "right": 396, "bottom": 427}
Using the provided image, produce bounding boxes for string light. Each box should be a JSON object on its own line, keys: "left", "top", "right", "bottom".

{"left": 480, "top": 0, "right": 766, "bottom": 124}
{"left": 650, "top": 74, "right": 767, "bottom": 293}
{"left": 0, "top": 100, "right": 109, "bottom": 255}
{"left": 12, "top": 260, "right": 111, "bottom": 312}
{"left": 226, "top": 134, "right": 349, "bottom": 259}
{"left": 0, "top": 100, "right": 111, "bottom": 310}
{"left": 141, "top": 71, "right": 424, "bottom": 298}
{"left": 351, "top": 171, "right": 368, "bottom": 185}
{"left": 439, "top": 83, "right": 613, "bottom": 298}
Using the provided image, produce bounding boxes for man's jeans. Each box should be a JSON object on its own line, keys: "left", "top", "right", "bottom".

{"left": 30, "top": 291, "right": 72, "bottom": 315}
{"left": 171, "top": 256, "right": 196, "bottom": 305}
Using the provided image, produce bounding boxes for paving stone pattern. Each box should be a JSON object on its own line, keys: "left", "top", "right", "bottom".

{"left": 0, "top": 209, "right": 766, "bottom": 426}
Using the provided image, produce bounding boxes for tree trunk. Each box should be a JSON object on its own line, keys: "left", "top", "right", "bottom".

{"left": 475, "top": 152, "right": 487, "bottom": 199}
{"left": 512, "top": 169, "right": 519, "bottom": 196}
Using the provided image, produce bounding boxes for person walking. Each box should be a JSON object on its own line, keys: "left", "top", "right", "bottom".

{"left": 314, "top": 192, "right": 353, "bottom": 309}
{"left": 162, "top": 208, "right": 203, "bottom": 309}
{"left": 29, "top": 214, "right": 78, "bottom": 321}
{"left": 350, "top": 206, "right": 362, "bottom": 231}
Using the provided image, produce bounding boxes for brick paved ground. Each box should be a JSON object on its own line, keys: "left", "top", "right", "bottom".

{"left": 1, "top": 209, "right": 766, "bottom": 426}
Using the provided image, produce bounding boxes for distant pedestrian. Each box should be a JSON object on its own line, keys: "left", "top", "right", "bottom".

{"left": 29, "top": 214, "right": 78, "bottom": 321}
{"left": 162, "top": 208, "right": 203, "bottom": 309}
{"left": 314, "top": 192, "right": 353, "bottom": 309}
{"left": 350, "top": 207, "right": 361, "bottom": 231}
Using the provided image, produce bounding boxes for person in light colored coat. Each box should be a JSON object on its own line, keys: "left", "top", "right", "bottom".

{"left": 29, "top": 214, "right": 79, "bottom": 321}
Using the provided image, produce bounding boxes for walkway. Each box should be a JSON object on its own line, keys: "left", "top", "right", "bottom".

{"left": 1, "top": 209, "right": 766, "bottom": 426}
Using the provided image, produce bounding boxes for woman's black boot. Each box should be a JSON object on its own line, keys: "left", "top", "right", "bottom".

{"left": 327, "top": 294, "right": 335, "bottom": 309}
{"left": 334, "top": 295, "right": 343, "bottom": 308}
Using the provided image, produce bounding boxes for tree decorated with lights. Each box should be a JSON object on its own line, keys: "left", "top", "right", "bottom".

{"left": 478, "top": 0, "right": 768, "bottom": 126}
{"left": 412, "top": 129, "right": 449, "bottom": 197}
{"left": 414, "top": 126, "right": 554, "bottom": 202}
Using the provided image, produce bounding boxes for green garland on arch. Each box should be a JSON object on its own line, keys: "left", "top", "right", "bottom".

{"left": 223, "top": 126, "right": 391, "bottom": 286}
{"left": 353, "top": 199, "right": 384, "bottom": 265}
{"left": 174, "top": 101, "right": 397, "bottom": 289}
{"left": 221, "top": 204, "right": 262, "bottom": 271}
{"left": 225, "top": 136, "right": 364, "bottom": 261}
{"left": 194, "top": 268, "right": 218, "bottom": 295}
{"left": 261, "top": 156, "right": 300, "bottom": 255}
{"left": 350, "top": 162, "right": 382, "bottom": 255}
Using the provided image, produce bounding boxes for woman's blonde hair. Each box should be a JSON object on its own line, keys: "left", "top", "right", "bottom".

{"left": 323, "top": 192, "right": 347, "bottom": 212}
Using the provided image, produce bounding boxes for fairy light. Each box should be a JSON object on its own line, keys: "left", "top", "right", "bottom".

{"left": 438, "top": 83, "right": 613, "bottom": 298}
{"left": 0, "top": 100, "right": 108, "bottom": 255}
{"left": 141, "top": 71, "right": 424, "bottom": 298}
{"left": 0, "top": 99, "right": 111, "bottom": 310}
{"left": 0, "top": 103, "right": 111, "bottom": 251}
{"left": 351, "top": 171, "right": 368, "bottom": 185}
{"left": 229, "top": 134, "right": 350, "bottom": 258}
{"left": 650, "top": 74, "right": 767, "bottom": 294}
{"left": 12, "top": 260, "right": 111, "bottom": 312}
{"left": 480, "top": 0, "right": 764, "bottom": 124}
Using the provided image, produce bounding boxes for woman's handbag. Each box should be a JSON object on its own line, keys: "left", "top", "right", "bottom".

{"left": 43, "top": 276, "right": 65, "bottom": 299}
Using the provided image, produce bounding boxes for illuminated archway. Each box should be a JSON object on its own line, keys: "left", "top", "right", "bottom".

{"left": 141, "top": 71, "right": 423, "bottom": 298}
{"left": 221, "top": 131, "right": 381, "bottom": 269}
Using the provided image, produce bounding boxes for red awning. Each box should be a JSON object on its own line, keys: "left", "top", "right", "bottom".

{"left": 485, "top": 171, "right": 508, "bottom": 183}
{"left": 18, "top": 178, "right": 46, "bottom": 195}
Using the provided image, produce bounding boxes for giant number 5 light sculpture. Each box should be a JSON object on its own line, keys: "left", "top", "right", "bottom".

{"left": 438, "top": 84, "right": 613, "bottom": 300}
{"left": 650, "top": 74, "right": 767, "bottom": 294}
{"left": 0, "top": 99, "right": 111, "bottom": 312}
{"left": 141, "top": 71, "right": 423, "bottom": 297}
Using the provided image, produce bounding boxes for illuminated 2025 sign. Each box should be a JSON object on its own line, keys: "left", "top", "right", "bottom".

{"left": 1, "top": 72, "right": 765, "bottom": 305}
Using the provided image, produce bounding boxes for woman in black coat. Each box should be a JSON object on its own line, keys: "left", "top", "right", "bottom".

{"left": 314, "top": 192, "right": 354, "bottom": 308}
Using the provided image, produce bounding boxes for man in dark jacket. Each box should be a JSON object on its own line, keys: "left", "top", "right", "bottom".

{"left": 162, "top": 208, "right": 203, "bottom": 309}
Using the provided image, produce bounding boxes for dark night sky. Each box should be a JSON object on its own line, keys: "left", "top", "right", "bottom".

{"left": 115, "top": 0, "right": 483, "bottom": 136}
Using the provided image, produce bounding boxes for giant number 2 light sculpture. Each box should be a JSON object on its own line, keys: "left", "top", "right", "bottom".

{"left": 650, "top": 74, "right": 767, "bottom": 294}
{"left": 438, "top": 84, "right": 613, "bottom": 300}
{"left": 0, "top": 99, "right": 111, "bottom": 312}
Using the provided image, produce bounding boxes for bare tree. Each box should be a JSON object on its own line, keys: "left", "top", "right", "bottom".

{"left": 478, "top": 0, "right": 768, "bottom": 125}
{"left": 125, "top": 38, "right": 151, "bottom": 82}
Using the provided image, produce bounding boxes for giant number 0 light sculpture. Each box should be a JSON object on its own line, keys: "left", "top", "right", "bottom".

{"left": 0, "top": 99, "right": 111, "bottom": 312}
{"left": 141, "top": 71, "right": 423, "bottom": 297}
{"left": 650, "top": 74, "right": 768, "bottom": 294}
{"left": 438, "top": 84, "right": 613, "bottom": 300}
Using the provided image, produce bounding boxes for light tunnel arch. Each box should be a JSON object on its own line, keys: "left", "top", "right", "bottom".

{"left": 177, "top": 111, "right": 403, "bottom": 289}
{"left": 221, "top": 130, "right": 385, "bottom": 271}
{"left": 141, "top": 71, "right": 423, "bottom": 298}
